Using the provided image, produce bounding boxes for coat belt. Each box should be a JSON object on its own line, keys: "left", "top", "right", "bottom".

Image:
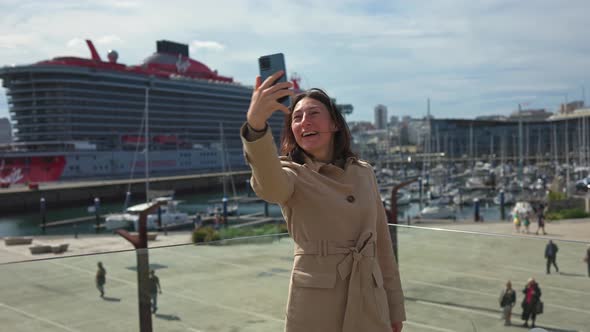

{"left": 293, "top": 232, "right": 375, "bottom": 332}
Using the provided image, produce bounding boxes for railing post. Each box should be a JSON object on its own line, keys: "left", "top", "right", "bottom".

{"left": 115, "top": 201, "right": 164, "bottom": 332}
{"left": 136, "top": 247, "right": 152, "bottom": 331}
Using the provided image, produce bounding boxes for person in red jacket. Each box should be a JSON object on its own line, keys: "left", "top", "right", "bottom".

{"left": 521, "top": 278, "right": 542, "bottom": 328}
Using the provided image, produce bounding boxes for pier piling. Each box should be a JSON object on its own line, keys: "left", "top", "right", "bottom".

{"left": 40, "top": 198, "right": 47, "bottom": 234}
{"left": 500, "top": 190, "right": 506, "bottom": 220}
{"left": 94, "top": 197, "right": 100, "bottom": 233}
{"left": 474, "top": 198, "right": 481, "bottom": 222}
{"left": 222, "top": 196, "right": 228, "bottom": 227}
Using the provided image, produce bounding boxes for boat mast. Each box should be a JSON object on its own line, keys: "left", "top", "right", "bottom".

{"left": 144, "top": 87, "right": 150, "bottom": 202}
{"left": 219, "top": 122, "right": 227, "bottom": 198}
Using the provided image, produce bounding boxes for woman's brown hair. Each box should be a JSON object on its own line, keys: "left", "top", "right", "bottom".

{"left": 280, "top": 88, "right": 356, "bottom": 164}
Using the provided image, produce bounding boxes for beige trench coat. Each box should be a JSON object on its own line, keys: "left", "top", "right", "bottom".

{"left": 241, "top": 124, "right": 406, "bottom": 332}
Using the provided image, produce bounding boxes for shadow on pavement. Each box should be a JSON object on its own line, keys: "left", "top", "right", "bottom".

{"left": 405, "top": 296, "right": 501, "bottom": 315}
{"left": 102, "top": 296, "right": 121, "bottom": 302}
{"left": 557, "top": 272, "right": 586, "bottom": 278}
{"left": 155, "top": 313, "right": 181, "bottom": 321}
{"left": 529, "top": 325, "right": 578, "bottom": 332}
{"left": 406, "top": 297, "right": 579, "bottom": 332}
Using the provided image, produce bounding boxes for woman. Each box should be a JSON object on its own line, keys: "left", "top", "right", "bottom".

{"left": 241, "top": 71, "right": 405, "bottom": 332}
{"left": 523, "top": 212, "right": 531, "bottom": 234}
{"left": 521, "top": 277, "right": 542, "bottom": 328}
{"left": 513, "top": 212, "right": 521, "bottom": 233}
{"left": 499, "top": 280, "right": 516, "bottom": 325}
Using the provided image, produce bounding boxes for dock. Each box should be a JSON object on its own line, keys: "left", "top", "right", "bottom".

{"left": 207, "top": 196, "right": 264, "bottom": 204}
{"left": 42, "top": 215, "right": 106, "bottom": 228}
{"left": 0, "top": 170, "right": 251, "bottom": 214}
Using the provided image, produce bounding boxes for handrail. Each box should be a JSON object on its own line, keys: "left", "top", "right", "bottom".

{"left": 390, "top": 223, "right": 590, "bottom": 245}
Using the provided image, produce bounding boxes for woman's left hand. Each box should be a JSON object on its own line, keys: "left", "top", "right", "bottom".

{"left": 392, "top": 321, "right": 403, "bottom": 332}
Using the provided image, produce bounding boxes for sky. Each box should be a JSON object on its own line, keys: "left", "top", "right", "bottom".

{"left": 0, "top": 0, "right": 589, "bottom": 123}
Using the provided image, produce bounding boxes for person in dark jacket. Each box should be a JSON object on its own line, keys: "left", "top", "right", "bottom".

{"left": 148, "top": 270, "right": 162, "bottom": 314}
{"left": 499, "top": 280, "right": 516, "bottom": 325}
{"left": 521, "top": 278, "right": 542, "bottom": 328}
{"left": 96, "top": 262, "right": 106, "bottom": 298}
{"left": 545, "top": 240, "right": 559, "bottom": 274}
{"left": 535, "top": 203, "right": 547, "bottom": 235}
{"left": 585, "top": 245, "right": 590, "bottom": 277}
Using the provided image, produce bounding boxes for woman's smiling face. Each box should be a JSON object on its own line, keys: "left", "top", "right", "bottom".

{"left": 291, "top": 97, "right": 337, "bottom": 161}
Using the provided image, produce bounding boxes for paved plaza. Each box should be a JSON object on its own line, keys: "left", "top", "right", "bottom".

{"left": 0, "top": 219, "right": 589, "bottom": 331}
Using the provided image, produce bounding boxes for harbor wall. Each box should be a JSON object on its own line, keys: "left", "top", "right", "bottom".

{"left": 0, "top": 171, "right": 251, "bottom": 213}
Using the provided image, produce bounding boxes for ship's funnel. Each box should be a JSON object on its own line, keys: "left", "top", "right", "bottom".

{"left": 107, "top": 50, "right": 118, "bottom": 63}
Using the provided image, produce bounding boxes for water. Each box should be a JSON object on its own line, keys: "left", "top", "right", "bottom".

{"left": 0, "top": 189, "right": 513, "bottom": 237}
{"left": 0, "top": 190, "right": 283, "bottom": 237}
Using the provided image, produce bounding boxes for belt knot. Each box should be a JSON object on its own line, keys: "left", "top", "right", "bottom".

{"left": 349, "top": 247, "right": 362, "bottom": 261}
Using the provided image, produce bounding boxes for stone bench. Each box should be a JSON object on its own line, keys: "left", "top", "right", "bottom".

{"left": 4, "top": 237, "right": 33, "bottom": 246}
{"left": 51, "top": 243, "right": 69, "bottom": 254}
{"left": 29, "top": 243, "right": 69, "bottom": 255}
{"left": 29, "top": 245, "right": 53, "bottom": 255}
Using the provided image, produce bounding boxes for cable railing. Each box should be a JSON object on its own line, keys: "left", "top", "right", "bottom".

{"left": 1, "top": 224, "right": 588, "bottom": 332}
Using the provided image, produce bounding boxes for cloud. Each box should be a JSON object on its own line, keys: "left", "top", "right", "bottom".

{"left": 96, "top": 35, "right": 124, "bottom": 45}
{"left": 105, "top": 0, "right": 140, "bottom": 9}
{"left": 190, "top": 40, "right": 225, "bottom": 52}
{"left": 0, "top": 0, "right": 589, "bottom": 122}
{"left": 66, "top": 37, "right": 85, "bottom": 48}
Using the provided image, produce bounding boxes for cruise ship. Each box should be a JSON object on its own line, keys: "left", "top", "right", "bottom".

{"left": 0, "top": 40, "right": 291, "bottom": 184}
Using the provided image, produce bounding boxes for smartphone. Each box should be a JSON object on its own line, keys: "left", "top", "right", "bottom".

{"left": 258, "top": 53, "right": 290, "bottom": 107}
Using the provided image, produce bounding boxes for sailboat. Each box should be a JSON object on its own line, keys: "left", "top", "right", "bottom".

{"left": 104, "top": 88, "right": 190, "bottom": 231}
{"left": 206, "top": 123, "right": 239, "bottom": 218}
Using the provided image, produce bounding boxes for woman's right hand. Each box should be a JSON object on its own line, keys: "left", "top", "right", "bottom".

{"left": 246, "top": 70, "right": 294, "bottom": 130}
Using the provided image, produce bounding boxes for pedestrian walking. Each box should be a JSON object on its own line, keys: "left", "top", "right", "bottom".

{"left": 584, "top": 245, "right": 590, "bottom": 277}
{"left": 499, "top": 280, "right": 516, "bottom": 326}
{"left": 535, "top": 203, "right": 547, "bottom": 235}
{"left": 242, "top": 75, "right": 405, "bottom": 331}
{"left": 148, "top": 270, "right": 162, "bottom": 314}
{"left": 96, "top": 262, "right": 106, "bottom": 298}
{"left": 513, "top": 213, "right": 521, "bottom": 233}
{"left": 521, "top": 277, "right": 542, "bottom": 328}
{"left": 523, "top": 211, "right": 531, "bottom": 234}
{"left": 545, "top": 240, "right": 559, "bottom": 274}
